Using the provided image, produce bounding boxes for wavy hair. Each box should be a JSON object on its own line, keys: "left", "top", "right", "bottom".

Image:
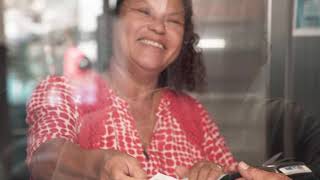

{"left": 110, "top": 0, "right": 207, "bottom": 92}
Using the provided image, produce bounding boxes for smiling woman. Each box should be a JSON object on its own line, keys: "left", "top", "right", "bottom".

{"left": 25, "top": 0, "right": 291, "bottom": 180}
{"left": 26, "top": 0, "right": 235, "bottom": 179}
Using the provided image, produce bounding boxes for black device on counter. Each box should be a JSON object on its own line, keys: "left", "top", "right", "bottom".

{"left": 264, "top": 160, "right": 317, "bottom": 180}
{"left": 219, "top": 154, "right": 318, "bottom": 180}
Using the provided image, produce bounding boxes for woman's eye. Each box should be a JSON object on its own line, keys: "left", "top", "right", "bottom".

{"left": 129, "top": 7, "right": 150, "bottom": 16}
{"left": 136, "top": 8, "right": 150, "bottom": 16}
{"left": 167, "top": 19, "right": 183, "bottom": 25}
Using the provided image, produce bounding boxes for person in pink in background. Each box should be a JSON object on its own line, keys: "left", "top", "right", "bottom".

{"left": 26, "top": 0, "right": 291, "bottom": 179}
{"left": 63, "top": 47, "right": 91, "bottom": 78}
{"left": 63, "top": 47, "right": 103, "bottom": 107}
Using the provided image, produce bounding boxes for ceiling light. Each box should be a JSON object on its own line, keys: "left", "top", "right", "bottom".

{"left": 198, "top": 38, "right": 226, "bottom": 49}
{"left": 109, "top": 0, "right": 117, "bottom": 10}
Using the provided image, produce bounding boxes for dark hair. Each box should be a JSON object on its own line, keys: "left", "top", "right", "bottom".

{"left": 110, "top": 0, "right": 207, "bottom": 92}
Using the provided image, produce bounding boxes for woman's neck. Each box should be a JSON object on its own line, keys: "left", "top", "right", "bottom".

{"left": 106, "top": 60, "right": 159, "bottom": 101}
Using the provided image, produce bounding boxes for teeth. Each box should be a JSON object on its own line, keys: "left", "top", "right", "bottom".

{"left": 140, "top": 39, "right": 164, "bottom": 49}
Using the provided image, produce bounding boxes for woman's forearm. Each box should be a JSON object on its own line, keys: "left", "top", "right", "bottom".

{"left": 29, "top": 139, "right": 107, "bottom": 180}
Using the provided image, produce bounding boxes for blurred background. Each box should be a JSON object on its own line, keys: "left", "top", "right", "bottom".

{"left": 0, "top": 0, "right": 319, "bottom": 179}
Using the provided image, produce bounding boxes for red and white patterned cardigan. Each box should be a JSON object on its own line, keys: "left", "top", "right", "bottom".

{"left": 26, "top": 75, "right": 236, "bottom": 178}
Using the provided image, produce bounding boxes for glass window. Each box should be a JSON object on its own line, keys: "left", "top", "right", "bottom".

{"left": 2, "top": 0, "right": 103, "bottom": 179}
{"left": 1, "top": 0, "right": 319, "bottom": 179}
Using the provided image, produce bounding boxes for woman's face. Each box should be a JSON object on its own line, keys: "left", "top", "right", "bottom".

{"left": 112, "top": 0, "right": 185, "bottom": 74}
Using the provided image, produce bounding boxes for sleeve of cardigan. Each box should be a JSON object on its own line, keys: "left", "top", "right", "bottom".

{"left": 26, "top": 76, "right": 80, "bottom": 164}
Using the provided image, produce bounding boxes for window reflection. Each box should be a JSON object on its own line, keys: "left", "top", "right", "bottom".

{"left": 1, "top": 0, "right": 319, "bottom": 179}
{"left": 3, "top": 0, "right": 103, "bottom": 179}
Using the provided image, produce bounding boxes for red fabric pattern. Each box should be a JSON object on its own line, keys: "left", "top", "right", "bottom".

{"left": 26, "top": 75, "right": 236, "bottom": 178}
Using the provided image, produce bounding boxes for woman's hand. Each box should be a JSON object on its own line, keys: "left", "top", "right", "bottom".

{"left": 175, "top": 161, "right": 224, "bottom": 180}
{"left": 237, "top": 161, "right": 292, "bottom": 180}
{"left": 101, "top": 150, "right": 148, "bottom": 180}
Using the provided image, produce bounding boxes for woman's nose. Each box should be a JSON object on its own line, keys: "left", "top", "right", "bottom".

{"left": 148, "top": 18, "right": 166, "bottom": 35}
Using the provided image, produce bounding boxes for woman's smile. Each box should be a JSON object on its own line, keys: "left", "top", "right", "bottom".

{"left": 138, "top": 38, "right": 165, "bottom": 50}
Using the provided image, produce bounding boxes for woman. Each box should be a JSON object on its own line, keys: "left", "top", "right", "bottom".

{"left": 26, "top": 0, "right": 290, "bottom": 179}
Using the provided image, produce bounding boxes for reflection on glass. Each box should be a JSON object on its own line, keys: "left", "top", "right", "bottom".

{"left": 1, "top": 0, "right": 319, "bottom": 180}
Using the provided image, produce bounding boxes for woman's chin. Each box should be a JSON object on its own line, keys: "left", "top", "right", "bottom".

{"left": 131, "top": 62, "right": 165, "bottom": 75}
{"left": 130, "top": 57, "right": 168, "bottom": 73}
